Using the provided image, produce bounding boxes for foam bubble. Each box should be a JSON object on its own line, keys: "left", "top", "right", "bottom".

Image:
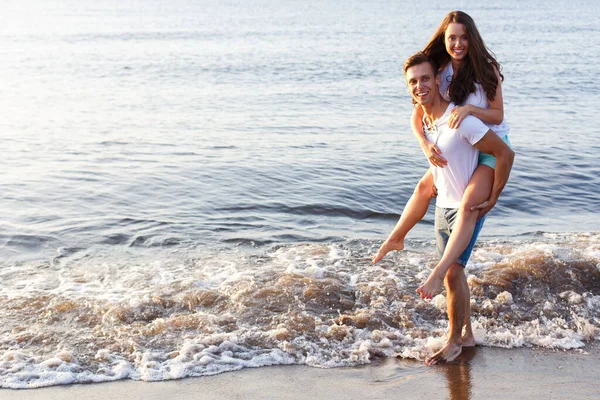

{"left": 495, "top": 291, "right": 514, "bottom": 305}
{"left": 431, "top": 294, "right": 446, "bottom": 310}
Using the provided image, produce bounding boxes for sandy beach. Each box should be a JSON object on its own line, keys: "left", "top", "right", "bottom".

{"left": 3, "top": 345, "right": 599, "bottom": 400}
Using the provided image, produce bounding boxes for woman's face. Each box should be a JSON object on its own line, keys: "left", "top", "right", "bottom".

{"left": 445, "top": 23, "right": 469, "bottom": 63}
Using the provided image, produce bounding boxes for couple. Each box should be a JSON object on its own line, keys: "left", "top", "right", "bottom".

{"left": 372, "top": 11, "right": 515, "bottom": 365}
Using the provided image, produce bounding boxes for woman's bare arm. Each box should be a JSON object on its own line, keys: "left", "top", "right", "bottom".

{"left": 448, "top": 67, "right": 505, "bottom": 128}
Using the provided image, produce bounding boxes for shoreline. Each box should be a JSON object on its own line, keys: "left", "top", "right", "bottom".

{"left": 3, "top": 345, "right": 600, "bottom": 400}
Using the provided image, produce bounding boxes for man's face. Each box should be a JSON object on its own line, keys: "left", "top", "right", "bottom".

{"left": 405, "top": 62, "right": 439, "bottom": 106}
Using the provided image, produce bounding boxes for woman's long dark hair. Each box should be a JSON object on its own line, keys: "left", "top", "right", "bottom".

{"left": 422, "top": 11, "right": 503, "bottom": 105}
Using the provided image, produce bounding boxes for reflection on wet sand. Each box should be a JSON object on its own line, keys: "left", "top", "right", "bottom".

{"left": 438, "top": 347, "right": 477, "bottom": 400}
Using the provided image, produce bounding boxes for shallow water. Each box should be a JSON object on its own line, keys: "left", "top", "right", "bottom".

{"left": 0, "top": 0, "right": 599, "bottom": 388}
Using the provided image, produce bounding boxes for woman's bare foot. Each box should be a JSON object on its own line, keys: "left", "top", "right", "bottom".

{"left": 426, "top": 341, "right": 462, "bottom": 366}
{"left": 372, "top": 239, "right": 404, "bottom": 265}
{"left": 416, "top": 271, "right": 444, "bottom": 299}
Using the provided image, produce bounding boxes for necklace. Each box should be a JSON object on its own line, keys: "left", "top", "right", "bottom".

{"left": 424, "top": 118, "right": 441, "bottom": 145}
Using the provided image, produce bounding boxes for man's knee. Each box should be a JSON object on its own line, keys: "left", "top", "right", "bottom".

{"left": 445, "top": 263, "right": 465, "bottom": 289}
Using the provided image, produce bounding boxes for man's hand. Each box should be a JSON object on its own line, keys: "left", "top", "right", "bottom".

{"left": 422, "top": 142, "right": 447, "bottom": 168}
{"left": 470, "top": 198, "right": 496, "bottom": 218}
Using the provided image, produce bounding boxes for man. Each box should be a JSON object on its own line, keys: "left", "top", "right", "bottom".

{"left": 381, "top": 52, "right": 514, "bottom": 365}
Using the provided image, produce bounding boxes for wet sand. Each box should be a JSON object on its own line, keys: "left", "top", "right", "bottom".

{"left": 3, "top": 346, "right": 600, "bottom": 400}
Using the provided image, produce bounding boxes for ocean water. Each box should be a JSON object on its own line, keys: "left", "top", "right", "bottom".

{"left": 1, "top": 0, "right": 599, "bottom": 389}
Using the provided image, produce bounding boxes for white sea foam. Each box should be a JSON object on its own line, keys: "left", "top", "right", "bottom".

{"left": 1, "top": 236, "right": 599, "bottom": 388}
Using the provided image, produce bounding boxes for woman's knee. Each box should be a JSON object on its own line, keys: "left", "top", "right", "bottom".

{"left": 415, "top": 173, "right": 435, "bottom": 198}
{"left": 458, "top": 201, "right": 478, "bottom": 219}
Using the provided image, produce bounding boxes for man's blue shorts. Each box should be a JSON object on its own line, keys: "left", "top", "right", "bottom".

{"left": 434, "top": 206, "right": 486, "bottom": 267}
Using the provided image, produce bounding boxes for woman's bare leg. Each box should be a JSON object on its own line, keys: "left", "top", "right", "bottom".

{"left": 372, "top": 170, "right": 435, "bottom": 264}
{"left": 416, "top": 165, "right": 494, "bottom": 299}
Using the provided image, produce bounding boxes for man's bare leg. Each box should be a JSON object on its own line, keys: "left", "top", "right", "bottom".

{"left": 426, "top": 263, "right": 470, "bottom": 365}
{"left": 461, "top": 298, "right": 476, "bottom": 347}
{"left": 372, "top": 170, "right": 435, "bottom": 264}
{"left": 416, "top": 165, "right": 493, "bottom": 299}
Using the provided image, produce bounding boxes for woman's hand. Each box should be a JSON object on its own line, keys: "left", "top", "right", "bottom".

{"left": 449, "top": 105, "right": 472, "bottom": 129}
{"left": 422, "top": 141, "right": 447, "bottom": 168}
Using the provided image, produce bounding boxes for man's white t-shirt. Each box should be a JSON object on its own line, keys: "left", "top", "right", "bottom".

{"left": 424, "top": 103, "right": 489, "bottom": 209}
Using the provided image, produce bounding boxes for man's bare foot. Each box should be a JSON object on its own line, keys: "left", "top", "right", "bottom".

{"left": 372, "top": 239, "right": 404, "bottom": 265}
{"left": 426, "top": 341, "right": 462, "bottom": 365}
{"left": 415, "top": 271, "right": 444, "bottom": 299}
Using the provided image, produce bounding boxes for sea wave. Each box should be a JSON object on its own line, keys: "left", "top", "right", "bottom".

{"left": 0, "top": 232, "right": 598, "bottom": 388}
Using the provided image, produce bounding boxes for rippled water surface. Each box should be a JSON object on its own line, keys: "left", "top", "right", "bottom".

{"left": 0, "top": 0, "right": 599, "bottom": 389}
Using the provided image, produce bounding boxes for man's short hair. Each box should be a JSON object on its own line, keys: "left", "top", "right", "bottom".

{"left": 403, "top": 52, "right": 438, "bottom": 77}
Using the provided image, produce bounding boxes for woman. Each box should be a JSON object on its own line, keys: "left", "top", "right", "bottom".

{"left": 373, "top": 11, "right": 512, "bottom": 300}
